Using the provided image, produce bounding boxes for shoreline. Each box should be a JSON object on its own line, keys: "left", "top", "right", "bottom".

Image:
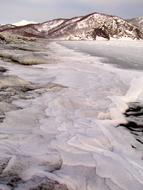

{"left": 0, "top": 40, "right": 143, "bottom": 189}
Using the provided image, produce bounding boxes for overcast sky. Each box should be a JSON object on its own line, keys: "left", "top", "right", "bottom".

{"left": 0, "top": 0, "right": 143, "bottom": 24}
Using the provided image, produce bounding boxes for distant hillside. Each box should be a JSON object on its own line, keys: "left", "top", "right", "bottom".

{"left": 127, "top": 17, "right": 143, "bottom": 32}
{"left": 0, "top": 13, "right": 143, "bottom": 40}
{"left": 13, "top": 20, "right": 37, "bottom": 26}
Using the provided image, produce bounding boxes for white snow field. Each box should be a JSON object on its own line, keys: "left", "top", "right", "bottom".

{"left": 13, "top": 20, "right": 37, "bottom": 26}
{"left": 0, "top": 40, "right": 143, "bottom": 190}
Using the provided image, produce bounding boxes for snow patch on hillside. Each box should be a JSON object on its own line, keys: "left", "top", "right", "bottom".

{"left": 37, "top": 19, "right": 66, "bottom": 32}
{"left": 13, "top": 20, "right": 37, "bottom": 26}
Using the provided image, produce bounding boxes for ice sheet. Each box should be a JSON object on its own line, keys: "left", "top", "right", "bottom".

{"left": 0, "top": 41, "right": 143, "bottom": 190}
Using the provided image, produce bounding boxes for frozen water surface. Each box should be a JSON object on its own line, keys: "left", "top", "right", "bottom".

{"left": 0, "top": 40, "right": 143, "bottom": 189}
{"left": 59, "top": 40, "right": 143, "bottom": 70}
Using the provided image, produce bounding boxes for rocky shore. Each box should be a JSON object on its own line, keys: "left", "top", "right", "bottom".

{"left": 118, "top": 102, "right": 143, "bottom": 149}
{"left": 0, "top": 34, "right": 143, "bottom": 190}
{"left": 0, "top": 72, "right": 68, "bottom": 189}
{"left": 0, "top": 36, "right": 69, "bottom": 190}
{"left": 0, "top": 176, "right": 68, "bottom": 190}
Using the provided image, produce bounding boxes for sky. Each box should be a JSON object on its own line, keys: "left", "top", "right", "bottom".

{"left": 0, "top": 0, "right": 143, "bottom": 24}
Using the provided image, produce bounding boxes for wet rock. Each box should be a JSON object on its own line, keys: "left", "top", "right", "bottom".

{"left": 0, "top": 157, "right": 11, "bottom": 175}
{"left": 0, "top": 113, "right": 5, "bottom": 123}
{"left": 0, "top": 74, "right": 37, "bottom": 124}
{"left": 0, "top": 75, "right": 31, "bottom": 89}
{"left": 10, "top": 55, "right": 48, "bottom": 66}
{"left": 0, "top": 174, "right": 22, "bottom": 189}
{"left": 15, "top": 176, "right": 68, "bottom": 190}
{"left": 0, "top": 32, "right": 36, "bottom": 44}
{"left": 0, "top": 72, "right": 66, "bottom": 125}
{"left": 2, "top": 154, "right": 62, "bottom": 177}
{"left": 0, "top": 66, "right": 7, "bottom": 73}
{"left": 0, "top": 175, "right": 68, "bottom": 190}
{"left": 7, "top": 176, "right": 22, "bottom": 188}
{"left": 118, "top": 102, "right": 143, "bottom": 145}
{"left": 0, "top": 49, "right": 48, "bottom": 66}
{"left": 0, "top": 75, "right": 35, "bottom": 106}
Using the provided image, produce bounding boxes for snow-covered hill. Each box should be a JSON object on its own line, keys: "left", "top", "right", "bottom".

{"left": 13, "top": 20, "right": 37, "bottom": 26}
{"left": 37, "top": 18, "right": 67, "bottom": 32}
{"left": 0, "top": 12, "right": 143, "bottom": 40}
{"left": 128, "top": 17, "right": 143, "bottom": 32}
{"left": 0, "top": 24, "right": 16, "bottom": 32}
{"left": 47, "top": 13, "right": 143, "bottom": 40}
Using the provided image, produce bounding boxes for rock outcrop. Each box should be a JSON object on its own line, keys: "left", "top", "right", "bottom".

{"left": 118, "top": 102, "right": 143, "bottom": 147}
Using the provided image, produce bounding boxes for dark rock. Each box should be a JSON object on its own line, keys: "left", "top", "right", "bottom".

{"left": 118, "top": 102, "right": 143, "bottom": 145}
{"left": 0, "top": 66, "right": 7, "bottom": 73}
{"left": 0, "top": 157, "right": 11, "bottom": 175}
{"left": 0, "top": 176, "right": 69, "bottom": 190}
{"left": 136, "top": 138, "right": 143, "bottom": 144}
{"left": 119, "top": 121, "right": 143, "bottom": 132}
{"left": 7, "top": 176, "right": 22, "bottom": 188}
{"left": 0, "top": 174, "right": 22, "bottom": 189}
{"left": 0, "top": 113, "right": 5, "bottom": 122}
{"left": 92, "top": 26, "right": 110, "bottom": 40}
